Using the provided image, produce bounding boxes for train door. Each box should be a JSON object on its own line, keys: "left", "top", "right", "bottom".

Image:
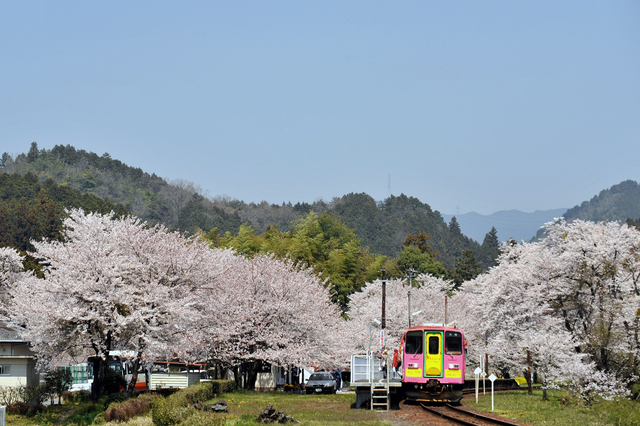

{"left": 424, "top": 331, "right": 443, "bottom": 377}
{"left": 403, "top": 330, "right": 424, "bottom": 382}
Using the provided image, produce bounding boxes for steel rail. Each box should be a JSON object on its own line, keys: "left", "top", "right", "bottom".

{"left": 444, "top": 404, "right": 524, "bottom": 426}
{"left": 419, "top": 403, "right": 480, "bottom": 426}
{"left": 420, "top": 402, "right": 524, "bottom": 426}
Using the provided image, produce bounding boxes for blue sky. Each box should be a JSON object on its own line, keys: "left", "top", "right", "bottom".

{"left": 2, "top": 1, "right": 639, "bottom": 215}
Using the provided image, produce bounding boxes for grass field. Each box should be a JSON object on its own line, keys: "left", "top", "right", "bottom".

{"left": 209, "top": 390, "right": 391, "bottom": 425}
{"left": 6, "top": 391, "right": 394, "bottom": 426}
{"left": 465, "top": 389, "right": 640, "bottom": 426}
{"left": 6, "top": 388, "right": 640, "bottom": 425}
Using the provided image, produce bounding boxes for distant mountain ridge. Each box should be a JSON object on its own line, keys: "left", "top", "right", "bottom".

{"left": 442, "top": 209, "right": 568, "bottom": 243}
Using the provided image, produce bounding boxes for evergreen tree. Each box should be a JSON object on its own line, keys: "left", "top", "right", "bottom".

{"left": 449, "top": 216, "right": 462, "bottom": 235}
{"left": 479, "top": 226, "right": 500, "bottom": 269}
{"left": 452, "top": 249, "right": 483, "bottom": 288}
{"left": 395, "top": 246, "right": 446, "bottom": 278}
{"left": 27, "top": 141, "right": 39, "bottom": 163}
{"left": 402, "top": 232, "right": 438, "bottom": 257}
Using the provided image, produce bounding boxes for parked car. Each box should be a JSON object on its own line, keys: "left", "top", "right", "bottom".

{"left": 305, "top": 371, "right": 336, "bottom": 394}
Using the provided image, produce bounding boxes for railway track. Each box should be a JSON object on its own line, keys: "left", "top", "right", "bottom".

{"left": 420, "top": 403, "right": 524, "bottom": 426}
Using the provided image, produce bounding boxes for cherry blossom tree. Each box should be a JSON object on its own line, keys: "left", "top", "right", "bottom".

{"left": 344, "top": 274, "right": 469, "bottom": 356}
{"left": 462, "top": 219, "right": 640, "bottom": 401}
{"left": 194, "top": 253, "right": 344, "bottom": 389}
{"left": 9, "top": 209, "right": 214, "bottom": 398}
{"left": 0, "top": 246, "right": 27, "bottom": 320}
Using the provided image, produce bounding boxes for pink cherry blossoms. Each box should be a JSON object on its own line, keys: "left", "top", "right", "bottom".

{"left": 461, "top": 219, "right": 640, "bottom": 401}
{"left": 7, "top": 209, "right": 343, "bottom": 391}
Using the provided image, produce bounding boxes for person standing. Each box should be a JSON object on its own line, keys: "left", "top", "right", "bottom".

{"left": 392, "top": 348, "right": 402, "bottom": 378}
{"left": 335, "top": 368, "right": 342, "bottom": 390}
{"left": 380, "top": 349, "right": 389, "bottom": 379}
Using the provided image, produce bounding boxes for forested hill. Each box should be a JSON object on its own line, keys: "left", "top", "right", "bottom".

{"left": 1, "top": 143, "right": 244, "bottom": 235}
{"left": 329, "top": 193, "right": 482, "bottom": 269}
{"left": 0, "top": 172, "right": 127, "bottom": 272}
{"left": 1, "top": 143, "right": 491, "bottom": 269}
{"left": 563, "top": 180, "right": 640, "bottom": 223}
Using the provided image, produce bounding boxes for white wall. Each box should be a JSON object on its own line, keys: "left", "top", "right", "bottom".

{"left": 0, "top": 358, "right": 38, "bottom": 387}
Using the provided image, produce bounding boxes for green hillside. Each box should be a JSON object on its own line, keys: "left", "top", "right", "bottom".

{"left": 0, "top": 172, "right": 127, "bottom": 272}
{"left": 2, "top": 143, "right": 243, "bottom": 235}
{"left": 563, "top": 180, "right": 640, "bottom": 223}
{"left": 2, "top": 143, "right": 491, "bottom": 271}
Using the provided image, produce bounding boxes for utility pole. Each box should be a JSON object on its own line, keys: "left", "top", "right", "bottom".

{"left": 380, "top": 269, "right": 386, "bottom": 329}
{"left": 444, "top": 295, "right": 448, "bottom": 324}
{"left": 405, "top": 269, "right": 416, "bottom": 328}
{"left": 408, "top": 290, "right": 412, "bottom": 328}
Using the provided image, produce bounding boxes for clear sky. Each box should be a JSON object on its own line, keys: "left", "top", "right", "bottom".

{"left": 2, "top": 1, "right": 639, "bottom": 215}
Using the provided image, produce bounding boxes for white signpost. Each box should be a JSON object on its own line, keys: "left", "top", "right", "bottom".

{"left": 479, "top": 356, "right": 486, "bottom": 394}
{"left": 489, "top": 374, "right": 497, "bottom": 411}
{"left": 473, "top": 367, "right": 481, "bottom": 403}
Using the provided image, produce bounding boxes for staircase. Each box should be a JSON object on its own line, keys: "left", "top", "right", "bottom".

{"left": 371, "top": 382, "right": 389, "bottom": 411}
{"left": 370, "top": 352, "right": 390, "bottom": 411}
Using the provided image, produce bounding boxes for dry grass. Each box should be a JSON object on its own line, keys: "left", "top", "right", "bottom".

{"left": 104, "top": 415, "right": 154, "bottom": 426}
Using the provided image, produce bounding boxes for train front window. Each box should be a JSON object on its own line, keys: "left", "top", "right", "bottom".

{"left": 405, "top": 331, "right": 423, "bottom": 355}
{"left": 428, "top": 335, "right": 440, "bottom": 355}
{"left": 445, "top": 331, "right": 462, "bottom": 355}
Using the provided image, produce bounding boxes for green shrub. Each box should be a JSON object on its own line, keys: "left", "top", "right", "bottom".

{"left": 64, "top": 390, "right": 91, "bottom": 404}
{"left": 2, "top": 384, "right": 47, "bottom": 415}
{"left": 151, "top": 381, "right": 231, "bottom": 426}
{"left": 151, "top": 397, "right": 192, "bottom": 426}
{"left": 178, "top": 382, "right": 215, "bottom": 405}
{"left": 209, "top": 380, "right": 235, "bottom": 395}
{"left": 65, "top": 401, "right": 105, "bottom": 425}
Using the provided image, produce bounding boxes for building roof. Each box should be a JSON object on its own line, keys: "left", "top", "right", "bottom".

{"left": 0, "top": 323, "right": 27, "bottom": 342}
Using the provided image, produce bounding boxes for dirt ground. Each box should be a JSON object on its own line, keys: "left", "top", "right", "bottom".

{"left": 379, "top": 400, "right": 534, "bottom": 426}
{"left": 378, "top": 401, "right": 455, "bottom": 426}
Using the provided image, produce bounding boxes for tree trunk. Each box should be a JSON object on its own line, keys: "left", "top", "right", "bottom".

{"left": 127, "top": 350, "right": 143, "bottom": 397}
{"left": 245, "top": 361, "right": 259, "bottom": 391}
{"left": 91, "top": 356, "right": 103, "bottom": 402}
{"left": 526, "top": 350, "right": 533, "bottom": 395}
{"left": 233, "top": 365, "right": 242, "bottom": 390}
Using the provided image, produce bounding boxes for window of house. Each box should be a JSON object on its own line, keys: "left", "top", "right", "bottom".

{"left": 445, "top": 331, "right": 463, "bottom": 355}
{"left": 0, "top": 365, "right": 10, "bottom": 375}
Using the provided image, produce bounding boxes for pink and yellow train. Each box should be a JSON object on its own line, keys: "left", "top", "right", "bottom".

{"left": 400, "top": 323, "right": 467, "bottom": 403}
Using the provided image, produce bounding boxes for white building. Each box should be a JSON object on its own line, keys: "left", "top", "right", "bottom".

{"left": 0, "top": 323, "right": 39, "bottom": 388}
